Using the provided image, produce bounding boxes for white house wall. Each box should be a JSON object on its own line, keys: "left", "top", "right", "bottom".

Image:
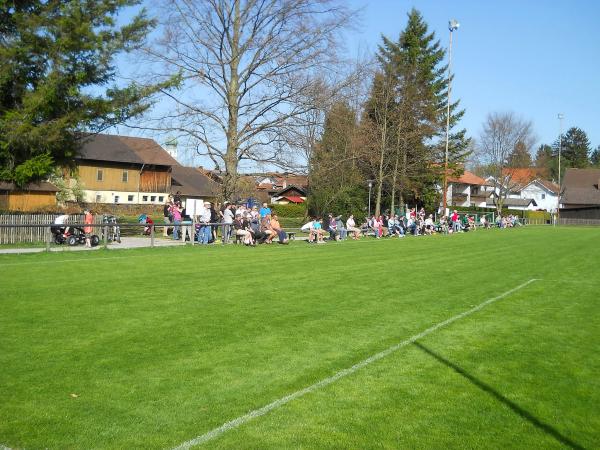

{"left": 520, "top": 184, "right": 557, "bottom": 212}
{"left": 82, "top": 190, "right": 169, "bottom": 205}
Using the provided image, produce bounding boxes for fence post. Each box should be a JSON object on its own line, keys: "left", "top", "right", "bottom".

{"left": 46, "top": 226, "right": 51, "bottom": 252}
{"left": 191, "top": 218, "right": 196, "bottom": 246}
{"left": 103, "top": 225, "right": 108, "bottom": 249}
{"left": 150, "top": 224, "right": 155, "bottom": 248}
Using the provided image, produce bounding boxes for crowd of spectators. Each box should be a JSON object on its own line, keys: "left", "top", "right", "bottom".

{"left": 160, "top": 196, "right": 520, "bottom": 246}
{"left": 299, "top": 208, "right": 521, "bottom": 243}
{"left": 162, "top": 197, "right": 289, "bottom": 246}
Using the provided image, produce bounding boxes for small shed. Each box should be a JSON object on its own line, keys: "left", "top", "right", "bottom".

{"left": 0, "top": 181, "right": 59, "bottom": 211}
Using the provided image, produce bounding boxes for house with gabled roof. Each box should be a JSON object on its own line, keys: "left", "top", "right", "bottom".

{"left": 484, "top": 167, "right": 558, "bottom": 211}
{"left": 75, "top": 134, "right": 219, "bottom": 206}
{"left": 518, "top": 179, "right": 559, "bottom": 212}
{"left": 271, "top": 185, "right": 307, "bottom": 204}
{"left": 75, "top": 134, "right": 178, "bottom": 205}
{"left": 170, "top": 166, "right": 220, "bottom": 202}
{"left": 560, "top": 168, "right": 600, "bottom": 220}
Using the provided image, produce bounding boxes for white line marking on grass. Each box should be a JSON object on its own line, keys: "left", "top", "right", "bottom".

{"left": 0, "top": 255, "right": 150, "bottom": 267}
{"left": 171, "top": 278, "right": 540, "bottom": 450}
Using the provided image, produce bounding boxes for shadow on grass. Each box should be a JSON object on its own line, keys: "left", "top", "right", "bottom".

{"left": 413, "top": 342, "right": 585, "bottom": 450}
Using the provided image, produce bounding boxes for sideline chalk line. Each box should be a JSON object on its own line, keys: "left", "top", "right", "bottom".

{"left": 171, "top": 278, "right": 540, "bottom": 449}
{"left": 0, "top": 254, "right": 151, "bottom": 267}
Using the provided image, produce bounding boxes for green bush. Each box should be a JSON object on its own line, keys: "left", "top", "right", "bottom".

{"left": 271, "top": 203, "right": 307, "bottom": 218}
{"left": 523, "top": 210, "right": 551, "bottom": 220}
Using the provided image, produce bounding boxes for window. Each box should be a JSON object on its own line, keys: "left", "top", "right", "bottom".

{"left": 114, "top": 196, "right": 120, "bottom": 203}
{"left": 150, "top": 195, "right": 156, "bottom": 202}
{"left": 95, "top": 194, "right": 102, "bottom": 203}
{"left": 128, "top": 195, "right": 134, "bottom": 202}
{"left": 542, "top": 193, "right": 546, "bottom": 200}
{"left": 122, "top": 170, "right": 128, "bottom": 182}
{"left": 158, "top": 196, "right": 164, "bottom": 202}
{"left": 97, "top": 169, "right": 103, "bottom": 181}
{"left": 142, "top": 195, "right": 148, "bottom": 201}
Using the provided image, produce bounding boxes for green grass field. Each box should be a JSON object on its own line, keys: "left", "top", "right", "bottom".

{"left": 1, "top": 227, "right": 599, "bottom": 449}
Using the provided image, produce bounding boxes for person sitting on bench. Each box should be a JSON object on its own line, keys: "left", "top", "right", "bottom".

{"left": 269, "top": 214, "right": 289, "bottom": 244}
{"left": 233, "top": 214, "right": 254, "bottom": 245}
{"left": 345, "top": 214, "right": 361, "bottom": 240}
{"left": 311, "top": 217, "right": 326, "bottom": 243}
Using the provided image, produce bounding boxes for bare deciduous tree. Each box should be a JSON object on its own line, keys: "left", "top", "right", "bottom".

{"left": 478, "top": 112, "right": 536, "bottom": 213}
{"left": 143, "top": 0, "right": 355, "bottom": 198}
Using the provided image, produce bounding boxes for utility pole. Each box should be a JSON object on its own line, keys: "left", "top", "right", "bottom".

{"left": 443, "top": 19, "right": 460, "bottom": 216}
{"left": 556, "top": 113, "right": 564, "bottom": 226}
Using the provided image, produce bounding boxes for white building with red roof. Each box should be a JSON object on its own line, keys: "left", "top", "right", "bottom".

{"left": 444, "top": 170, "right": 491, "bottom": 208}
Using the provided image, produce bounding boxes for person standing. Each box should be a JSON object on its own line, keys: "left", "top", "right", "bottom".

{"left": 451, "top": 210, "right": 461, "bottom": 233}
{"left": 198, "top": 202, "right": 212, "bottom": 244}
{"left": 259, "top": 202, "right": 271, "bottom": 218}
{"left": 163, "top": 199, "right": 172, "bottom": 237}
{"left": 84, "top": 209, "right": 94, "bottom": 247}
{"left": 221, "top": 203, "right": 234, "bottom": 244}
{"left": 210, "top": 203, "right": 220, "bottom": 243}
{"left": 170, "top": 203, "right": 182, "bottom": 240}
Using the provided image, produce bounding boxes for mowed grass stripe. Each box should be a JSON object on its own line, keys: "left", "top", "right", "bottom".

{"left": 0, "top": 227, "right": 598, "bottom": 448}
{"left": 172, "top": 279, "right": 538, "bottom": 449}
{"left": 210, "top": 277, "right": 599, "bottom": 449}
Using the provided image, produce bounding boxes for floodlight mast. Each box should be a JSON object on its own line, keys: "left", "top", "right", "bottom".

{"left": 442, "top": 19, "right": 460, "bottom": 216}
{"left": 556, "top": 113, "right": 564, "bottom": 226}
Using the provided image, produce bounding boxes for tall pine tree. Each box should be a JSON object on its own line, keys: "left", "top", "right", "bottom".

{"left": 364, "top": 8, "right": 470, "bottom": 214}
{"left": 0, "top": 1, "right": 173, "bottom": 186}
{"left": 508, "top": 141, "right": 533, "bottom": 167}
{"left": 556, "top": 127, "right": 591, "bottom": 170}
{"left": 309, "top": 101, "right": 364, "bottom": 217}
{"left": 590, "top": 145, "right": 600, "bottom": 167}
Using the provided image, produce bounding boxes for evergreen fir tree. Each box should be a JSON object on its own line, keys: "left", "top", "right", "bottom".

{"left": 535, "top": 144, "right": 553, "bottom": 168}
{"left": 590, "top": 145, "right": 600, "bottom": 167}
{"left": 0, "top": 1, "right": 173, "bottom": 186}
{"left": 364, "top": 8, "right": 470, "bottom": 213}
{"left": 308, "top": 101, "right": 364, "bottom": 217}
{"left": 555, "top": 127, "right": 591, "bottom": 169}
{"left": 508, "top": 141, "right": 533, "bottom": 167}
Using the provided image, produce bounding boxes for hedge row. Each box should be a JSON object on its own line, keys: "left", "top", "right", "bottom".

{"left": 270, "top": 203, "right": 307, "bottom": 218}
{"left": 451, "top": 205, "right": 551, "bottom": 219}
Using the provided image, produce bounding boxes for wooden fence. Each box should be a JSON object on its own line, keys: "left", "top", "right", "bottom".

{"left": 0, "top": 214, "right": 84, "bottom": 244}
{"left": 559, "top": 218, "right": 600, "bottom": 226}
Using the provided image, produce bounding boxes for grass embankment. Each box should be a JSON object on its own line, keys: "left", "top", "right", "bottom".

{"left": 0, "top": 227, "right": 598, "bottom": 449}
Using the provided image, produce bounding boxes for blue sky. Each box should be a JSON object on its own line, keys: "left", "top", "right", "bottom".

{"left": 114, "top": 1, "right": 599, "bottom": 164}
{"left": 347, "top": 0, "right": 599, "bottom": 151}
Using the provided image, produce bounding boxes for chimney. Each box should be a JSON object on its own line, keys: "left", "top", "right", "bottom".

{"left": 164, "top": 138, "right": 178, "bottom": 161}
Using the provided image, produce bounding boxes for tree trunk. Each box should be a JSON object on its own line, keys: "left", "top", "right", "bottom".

{"left": 390, "top": 151, "right": 400, "bottom": 215}
{"left": 374, "top": 116, "right": 388, "bottom": 217}
{"left": 223, "top": 0, "right": 241, "bottom": 200}
{"left": 398, "top": 147, "right": 407, "bottom": 214}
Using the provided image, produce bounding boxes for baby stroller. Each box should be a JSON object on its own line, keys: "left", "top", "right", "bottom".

{"left": 102, "top": 214, "right": 121, "bottom": 243}
{"left": 51, "top": 225, "right": 99, "bottom": 246}
{"left": 138, "top": 214, "right": 154, "bottom": 235}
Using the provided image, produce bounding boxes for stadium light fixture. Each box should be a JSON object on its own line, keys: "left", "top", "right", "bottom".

{"left": 442, "top": 19, "right": 460, "bottom": 215}
{"left": 556, "top": 113, "right": 564, "bottom": 225}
